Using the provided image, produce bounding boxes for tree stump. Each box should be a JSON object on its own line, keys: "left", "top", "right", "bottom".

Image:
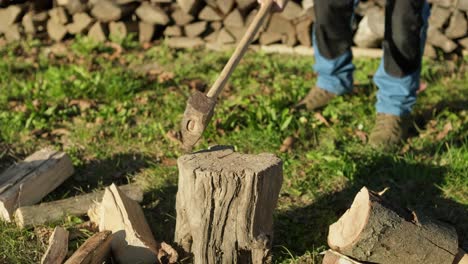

{"left": 328, "top": 187, "right": 460, "bottom": 264}
{"left": 175, "top": 146, "right": 283, "bottom": 264}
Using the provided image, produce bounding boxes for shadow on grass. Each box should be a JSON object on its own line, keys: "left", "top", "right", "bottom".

{"left": 45, "top": 152, "right": 152, "bottom": 200}
{"left": 273, "top": 152, "right": 468, "bottom": 261}
{"left": 143, "top": 183, "right": 178, "bottom": 243}
{"left": 413, "top": 98, "right": 468, "bottom": 132}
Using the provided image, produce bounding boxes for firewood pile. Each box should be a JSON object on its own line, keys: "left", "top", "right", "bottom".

{"left": 0, "top": 147, "right": 178, "bottom": 264}
{"left": 356, "top": 0, "right": 468, "bottom": 58}
{"left": 1, "top": 147, "right": 467, "bottom": 263}
{"left": 0, "top": 0, "right": 467, "bottom": 58}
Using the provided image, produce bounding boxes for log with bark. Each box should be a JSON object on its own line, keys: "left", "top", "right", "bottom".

{"left": 64, "top": 231, "right": 113, "bottom": 264}
{"left": 14, "top": 183, "right": 143, "bottom": 227}
{"left": 175, "top": 146, "right": 283, "bottom": 264}
{"left": 328, "top": 187, "right": 461, "bottom": 264}
{"left": 322, "top": 250, "right": 363, "bottom": 264}
{"left": 0, "top": 148, "right": 74, "bottom": 222}
{"left": 41, "top": 226, "right": 69, "bottom": 264}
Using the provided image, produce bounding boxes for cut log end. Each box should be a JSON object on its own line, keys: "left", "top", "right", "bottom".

{"left": 328, "top": 187, "right": 370, "bottom": 251}
{"left": 328, "top": 186, "right": 459, "bottom": 264}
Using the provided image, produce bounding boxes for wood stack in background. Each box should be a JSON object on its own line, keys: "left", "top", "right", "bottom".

{"left": 0, "top": 0, "right": 467, "bottom": 58}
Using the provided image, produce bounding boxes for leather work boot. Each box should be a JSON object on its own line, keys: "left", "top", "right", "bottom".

{"left": 368, "top": 113, "right": 412, "bottom": 150}
{"left": 296, "top": 87, "right": 337, "bottom": 111}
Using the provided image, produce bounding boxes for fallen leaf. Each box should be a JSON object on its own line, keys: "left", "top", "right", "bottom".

{"left": 161, "top": 158, "right": 177, "bottom": 167}
{"left": 31, "top": 129, "right": 45, "bottom": 137}
{"left": 51, "top": 128, "right": 70, "bottom": 136}
{"left": 377, "top": 187, "right": 390, "bottom": 196}
{"left": 95, "top": 117, "right": 104, "bottom": 125}
{"left": 131, "top": 62, "right": 162, "bottom": 76}
{"left": 8, "top": 101, "right": 27, "bottom": 112}
{"left": 158, "top": 242, "right": 178, "bottom": 264}
{"left": 399, "top": 142, "right": 411, "bottom": 154}
{"left": 188, "top": 79, "right": 207, "bottom": 92}
{"left": 436, "top": 122, "right": 453, "bottom": 140}
{"left": 158, "top": 71, "right": 175, "bottom": 83}
{"left": 355, "top": 130, "right": 367, "bottom": 143}
{"left": 419, "top": 119, "right": 437, "bottom": 139}
{"left": 166, "top": 130, "right": 181, "bottom": 144}
{"left": 279, "top": 136, "right": 295, "bottom": 153}
{"left": 141, "top": 42, "right": 152, "bottom": 50}
{"left": 32, "top": 99, "right": 40, "bottom": 110}
{"left": 314, "top": 112, "right": 330, "bottom": 127}
{"left": 106, "top": 42, "right": 123, "bottom": 60}
{"left": 417, "top": 82, "right": 427, "bottom": 94}
{"left": 134, "top": 95, "right": 149, "bottom": 105}
{"left": 35, "top": 226, "right": 53, "bottom": 247}
{"left": 69, "top": 99, "right": 96, "bottom": 111}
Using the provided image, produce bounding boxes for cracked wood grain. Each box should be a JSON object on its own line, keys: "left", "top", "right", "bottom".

{"left": 175, "top": 146, "right": 283, "bottom": 264}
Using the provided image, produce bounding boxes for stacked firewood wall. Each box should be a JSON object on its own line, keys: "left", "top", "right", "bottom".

{"left": 0, "top": 0, "right": 467, "bottom": 58}
{"left": 355, "top": 0, "right": 468, "bottom": 57}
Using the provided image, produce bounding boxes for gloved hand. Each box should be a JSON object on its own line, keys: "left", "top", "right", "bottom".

{"left": 257, "top": 0, "right": 288, "bottom": 12}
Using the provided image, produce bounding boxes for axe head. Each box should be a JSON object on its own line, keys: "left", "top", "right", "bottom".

{"left": 180, "top": 90, "right": 217, "bottom": 152}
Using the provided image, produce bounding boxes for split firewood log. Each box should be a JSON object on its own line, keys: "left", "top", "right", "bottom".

{"left": 328, "top": 187, "right": 461, "bottom": 264}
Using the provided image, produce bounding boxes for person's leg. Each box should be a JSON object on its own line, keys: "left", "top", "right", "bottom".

{"left": 369, "top": 0, "right": 430, "bottom": 148}
{"left": 297, "top": 0, "right": 357, "bottom": 110}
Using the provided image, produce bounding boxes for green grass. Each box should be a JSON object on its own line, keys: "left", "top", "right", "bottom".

{"left": 0, "top": 38, "right": 466, "bottom": 263}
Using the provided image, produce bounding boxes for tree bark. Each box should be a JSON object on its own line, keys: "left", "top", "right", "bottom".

{"left": 175, "top": 146, "right": 283, "bottom": 264}
{"left": 322, "top": 250, "right": 363, "bottom": 264}
{"left": 64, "top": 231, "right": 112, "bottom": 264}
{"left": 328, "top": 187, "right": 459, "bottom": 264}
{"left": 41, "top": 227, "right": 69, "bottom": 264}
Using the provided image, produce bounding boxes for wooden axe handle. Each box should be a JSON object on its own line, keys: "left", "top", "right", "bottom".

{"left": 206, "top": 0, "right": 273, "bottom": 98}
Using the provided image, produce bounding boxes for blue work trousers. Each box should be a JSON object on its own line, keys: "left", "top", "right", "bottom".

{"left": 313, "top": 0, "right": 430, "bottom": 116}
